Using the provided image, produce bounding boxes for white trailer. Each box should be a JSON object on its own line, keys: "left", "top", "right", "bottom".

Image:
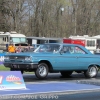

{"left": 69, "top": 35, "right": 97, "bottom": 54}
{"left": 0, "top": 31, "right": 27, "bottom": 52}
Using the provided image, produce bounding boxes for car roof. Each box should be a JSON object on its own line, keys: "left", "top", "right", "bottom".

{"left": 44, "top": 43, "right": 92, "bottom": 54}
{"left": 44, "top": 43, "right": 82, "bottom": 46}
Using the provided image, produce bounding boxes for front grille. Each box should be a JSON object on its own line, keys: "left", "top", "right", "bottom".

{"left": 9, "top": 56, "right": 25, "bottom": 60}
{"left": 10, "top": 60, "right": 23, "bottom": 62}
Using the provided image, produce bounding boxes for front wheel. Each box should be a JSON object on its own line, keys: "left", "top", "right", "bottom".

{"left": 35, "top": 63, "right": 49, "bottom": 79}
{"left": 84, "top": 66, "right": 98, "bottom": 78}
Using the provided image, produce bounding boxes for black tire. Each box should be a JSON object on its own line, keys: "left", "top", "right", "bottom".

{"left": 60, "top": 71, "right": 73, "bottom": 77}
{"left": 35, "top": 63, "right": 49, "bottom": 79}
{"left": 84, "top": 66, "right": 98, "bottom": 78}
{"left": 21, "top": 70, "right": 24, "bottom": 74}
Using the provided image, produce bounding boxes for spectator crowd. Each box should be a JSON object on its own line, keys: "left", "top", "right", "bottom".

{"left": 8, "top": 43, "right": 34, "bottom": 53}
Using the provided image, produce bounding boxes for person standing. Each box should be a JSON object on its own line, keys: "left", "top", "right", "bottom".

{"left": 8, "top": 43, "right": 16, "bottom": 53}
{"left": 16, "top": 44, "right": 22, "bottom": 53}
{"left": 27, "top": 44, "right": 34, "bottom": 51}
{"left": 28, "top": 44, "right": 31, "bottom": 50}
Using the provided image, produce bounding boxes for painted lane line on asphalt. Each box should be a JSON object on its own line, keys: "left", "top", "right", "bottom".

{"left": 25, "top": 81, "right": 72, "bottom": 84}
{"left": 0, "top": 88, "right": 30, "bottom": 91}
{"left": 1, "top": 88, "right": 100, "bottom": 96}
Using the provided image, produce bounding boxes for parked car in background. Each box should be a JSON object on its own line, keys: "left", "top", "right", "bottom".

{"left": 3, "top": 43, "right": 100, "bottom": 79}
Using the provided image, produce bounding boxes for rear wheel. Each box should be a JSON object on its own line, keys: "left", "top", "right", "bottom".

{"left": 35, "top": 63, "right": 49, "bottom": 79}
{"left": 60, "top": 71, "right": 73, "bottom": 77}
{"left": 84, "top": 65, "right": 98, "bottom": 78}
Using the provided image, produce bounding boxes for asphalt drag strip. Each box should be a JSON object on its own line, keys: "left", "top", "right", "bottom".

{"left": 0, "top": 81, "right": 100, "bottom": 96}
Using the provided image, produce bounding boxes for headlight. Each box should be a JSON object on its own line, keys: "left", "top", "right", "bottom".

{"left": 25, "top": 57, "right": 32, "bottom": 61}
{"left": 4, "top": 56, "right": 9, "bottom": 60}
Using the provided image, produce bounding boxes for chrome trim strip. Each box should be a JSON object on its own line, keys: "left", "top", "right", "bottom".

{"left": 32, "top": 56, "right": 100, "bottom": 58}
{"left": 3, "top": 62, "right": 38, "bottom": 65}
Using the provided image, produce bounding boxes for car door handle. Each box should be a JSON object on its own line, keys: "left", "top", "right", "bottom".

{"left": 76, "top": 56, "right": 78, "bottom": 58}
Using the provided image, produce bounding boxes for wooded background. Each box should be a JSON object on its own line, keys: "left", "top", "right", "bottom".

{"left": 0, "top": 0, "right": 100, "bottom": 37}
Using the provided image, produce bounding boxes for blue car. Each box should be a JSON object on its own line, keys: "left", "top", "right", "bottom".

{"left": 3, "top": 43, "right": 100, "bottom": 79}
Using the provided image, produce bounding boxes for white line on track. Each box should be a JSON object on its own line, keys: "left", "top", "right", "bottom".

{"left": 25, "top": 80, "right": 72, "bottom": 84}
{"left": 1, "top": 88, "right": 100, "bottom": 96}
{"left": 0, "top": 88, "right": 29, "bottom": 91}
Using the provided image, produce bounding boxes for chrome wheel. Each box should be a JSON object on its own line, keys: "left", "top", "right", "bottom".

{"left": 88, "top": 67, "right": 97, "bottom": 77}
{"left": 84, "top": 66, "right": 98, "bottom": 78}
{"left": 38, "top": 65, "right": 47, "bottom": 76}
{"left": 35, "top": 63, "right": 48, "bottom": 79}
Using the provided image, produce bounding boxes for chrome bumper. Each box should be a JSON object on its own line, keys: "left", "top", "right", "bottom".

{"left": 3, "top": 62, "right": 38, "bottom": 69}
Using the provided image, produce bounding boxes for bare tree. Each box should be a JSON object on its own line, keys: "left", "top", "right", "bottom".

{"left": 1, "top": 0, "right": 100, "bottom": 37}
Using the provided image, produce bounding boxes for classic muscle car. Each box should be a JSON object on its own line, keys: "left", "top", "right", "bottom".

{"left": 3, "top": 43, "right": 100, "bottom": 79}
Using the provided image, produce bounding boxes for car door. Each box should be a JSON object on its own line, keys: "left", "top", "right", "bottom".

{"left": 54, "top": 45, "right": 79, "bottom": 70}
{"left": 74, "top": 46, "right": 89, "bottom": 70}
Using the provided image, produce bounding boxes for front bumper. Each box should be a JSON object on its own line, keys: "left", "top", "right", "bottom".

{"left": 3, "top": 62, "right": 38, "bottom": 70}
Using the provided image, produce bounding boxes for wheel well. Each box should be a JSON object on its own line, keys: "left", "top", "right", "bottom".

{"left": 88, "top": 64, "right": 99, "bottom": 71}
{"left": 38, "top": 60, "right": 53, "bottom": 72}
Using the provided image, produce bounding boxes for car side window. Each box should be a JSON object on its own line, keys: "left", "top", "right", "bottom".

{"left": 61, "top": 46, "right": 70, "bottom": 53}
{"left": 74, "top": 46, "right": 86, "bottom": 54}
{"left": 61, "top": 45, "right": 85, "bottom": 54}
{"left": 65, "top": 46, "right": 70, "bottom": 53}
{"left": 69, "top": 46, "right": 75, "bottom": 54}
{"left": 61, "top": 46, "right": 75, "bottom": 54}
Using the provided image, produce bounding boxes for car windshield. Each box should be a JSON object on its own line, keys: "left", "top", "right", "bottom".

{"left": 34, "top": 44, "right": 61, "bottom": 53}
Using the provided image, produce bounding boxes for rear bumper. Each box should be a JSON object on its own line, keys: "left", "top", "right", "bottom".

{"left": 3, "top": 62, "right": 38, "bottom": 70}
